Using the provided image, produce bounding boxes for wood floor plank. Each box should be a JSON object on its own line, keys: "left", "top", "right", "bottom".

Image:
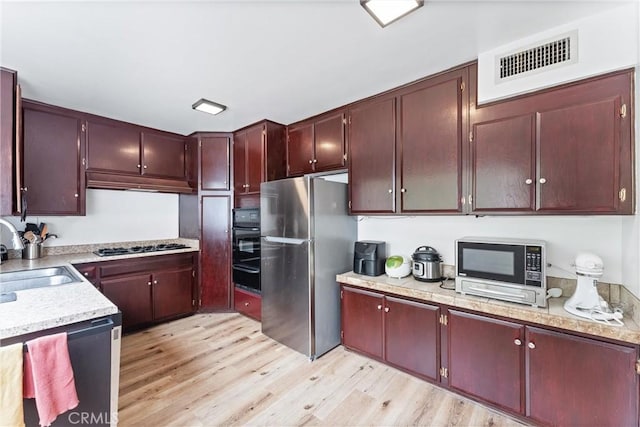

{"left": 118, "top": 313, "right": 529, "bottom": 427}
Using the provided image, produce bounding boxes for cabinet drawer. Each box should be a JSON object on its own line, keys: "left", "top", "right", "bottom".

{"left": 234, "top": 287, "right": 261, "bottom": 321}
{"left": 74, "top": 264, "right": 97, "bottom": 284}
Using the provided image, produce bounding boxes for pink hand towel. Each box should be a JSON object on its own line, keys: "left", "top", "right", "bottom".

{"left": 23, "top": 333, "right": 79, "bottom": 427}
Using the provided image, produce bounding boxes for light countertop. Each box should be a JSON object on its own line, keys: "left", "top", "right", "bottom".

{"left": 337, "top": 271, "right": 640, "bottom": 345}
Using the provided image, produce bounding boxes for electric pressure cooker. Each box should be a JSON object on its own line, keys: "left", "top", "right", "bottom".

{"left": 411, "top": 246, "right": 442, "bottom": 282}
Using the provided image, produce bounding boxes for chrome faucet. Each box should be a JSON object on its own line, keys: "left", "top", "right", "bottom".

{"left": 0, "top": 218, "right": 24, "bottom": 263}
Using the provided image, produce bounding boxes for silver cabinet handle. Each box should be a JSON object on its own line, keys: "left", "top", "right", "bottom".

{"left": 308, "top": 160, "right": 313, "bottom": 164}
{"left": 74, "top": 193, "right": 79, "bottom": 198}
{"left": 388, "top": 189, "right": 392, "bottom": 194}
{"left": 539, "top": 178, "right": 546, "bottom": 184}
{"left": 514, "top": 339, "right": 522, "bottom": 346}
{"left": 147, "top": 281, "right": 152, "bottom": 286}
{"left": 401, "top": 188, "right": 406, "bottom": 193}
{"left": 143, "top": 165, "right": 148, "bottom": 169}
{"left": 313, "top": 159, "right": 317, "bottom": 163}
{"left": 137, "top": 164, "right": 141, "bottom": 168}
{"left": 528, "top": 342, "right": 536, "bottom": 349}
{"left": 244, "top": 302, "right": 249, "bottom": 307}
{"left": 377, "top": 304, "right": 382, "bottom": 310}
{"left": 153, "top": 280, "right": 158, "bottom": 285}
{"left": 525, "top": 179, "right": 532, "bottom": 185}
{"left": 384, "top": 307, "right": 390, "bottom": 312}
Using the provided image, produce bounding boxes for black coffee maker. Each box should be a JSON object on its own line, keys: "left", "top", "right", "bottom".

{"left": 353, "top": 241, "right": 386, "bottom": 276}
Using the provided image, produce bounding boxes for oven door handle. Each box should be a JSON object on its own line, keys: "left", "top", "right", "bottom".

{"left": 232, "top": 264, "right": 260, "bottom": 274}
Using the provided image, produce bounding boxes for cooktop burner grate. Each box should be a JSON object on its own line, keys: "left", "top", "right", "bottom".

{"left": 93, "top": 243, "right": 190, "bottom": 257}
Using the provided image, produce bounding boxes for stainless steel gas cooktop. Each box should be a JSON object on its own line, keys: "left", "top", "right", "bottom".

{"left": 93, "top": 243, "right": 190, "bottom": 257}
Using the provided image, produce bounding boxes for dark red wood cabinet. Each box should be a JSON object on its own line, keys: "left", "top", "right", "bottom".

{"left": 76, "top": 252, "right": 197, "bottom": 331}
{"left": 141, "top": 131, "right": 186, "bottom": 179}
{"left": 200, "top": 134, "right": 230, "bottom": 191}
{"left": 470, "top": 68, "right": 634, "bottom": 214}
{"left": 233, "top": 286, "right": 261, "bottom": 321}
{"left": 348, "top": 96, "right": 396, "bottom": 214}
{"left": 0, "top": 68, "right": 18, "bottom": 216}
{"left": 85, "top": 119, "right": 140, "bottom": 174}
{"left": 233, "top": 120, "right": 286, "bottom": 200}
{"left": 22, "top": 100, "right": 85, "bottom": 215}
{"left": 200, "top": 195, "right": 231, "bottom": 309}
{"left": 286, "top": 110, "right": 346, "bottom": 177}
{"left": 526, "top": 326, "right": 638, "bottom": 427}
{"left": 447, "top": 309, "right": 524, "bottom": 414}
{"left": 341, "top": 286, "right": 440, "bottom": 381}
{"left": 397, "top": 68, "right": 467, "bottom": 213}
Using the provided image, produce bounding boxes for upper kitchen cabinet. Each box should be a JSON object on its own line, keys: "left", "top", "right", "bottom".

{"left": 286, "top": 109, "right": 346, "bottom": 177}
{"left": 199, "top": 133, "right": 231, "bottom": 191}
{"left": 233, "top": 120, "right": 286, "bottom": 197}
{"left": 0, "top": 68, "right": 18, "bottom": 216}
{"left": 348, "top": 64, "right": 470, "bottom": 215}
{"left": 85, "top": 115, "right": 192, "bottom": 193}
{"left": 22, "top": 100, "right": 85, "bottom": 215}
{"left": 470, "top": 67, "right": 634, "bottom": 214}
{"left": 348, "top": 95, "right": 396, "bottom": 214}
{"left": 397, "top": 67, "right": 468, "bottom": 213}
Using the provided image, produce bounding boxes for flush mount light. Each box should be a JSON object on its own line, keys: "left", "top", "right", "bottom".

{"left": 361, "top": 0, "right": 424, "bottom": 27}
{"left": 192, "top": 98, "right": 227, "bottom": 116}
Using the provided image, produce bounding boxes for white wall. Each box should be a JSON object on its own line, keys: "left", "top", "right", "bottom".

{"left": 477, "top": 2, "right": 639, "bottom": 104}
{"left": 0, "top": 189, "right": 179, "bottom": 246}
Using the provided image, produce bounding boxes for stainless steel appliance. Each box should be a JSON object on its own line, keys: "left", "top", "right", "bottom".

{"left": 353, "top": 241, "right": 386, "bottom": 276}
{"left": 411, "top": 246, "right": 442, "bottom": 282}
{"left": 232, "top": 208, "right": 261, "bottom": 293}
{"left": 455, "top": 237, "right": 547, "bottom": 307}
{"left": 260, "top": 175, "right": 356, "bottom": 360}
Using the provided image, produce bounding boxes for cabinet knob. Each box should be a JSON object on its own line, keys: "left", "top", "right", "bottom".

{"left": 525, "top": 179, "right": 533, "bottom": 185}
{"left": 153, "top": 280, "right": 158, "bottom": 285}
{"left": 539, "top": 178, "right": 546, "bottom": 184}
{"left": 514, "top": 338, "right": 522, "bottom": 346}
{"left": 313, "top": 159, "right": 317, "bottom": 163}
{"left": 309, "top": 160, "right": 313, "bottom": 164}
{"left": 388, "top": 189, "right": 393, "bottom": 194}
{"left": 400, "top": 188, "right": 406, "bottom": 193}
{"left": 384, "top": 307, "right": 390, "bottom": 312}
{"left": 527, "top": 342, "right": 536, "bottom": 349}
{"left": 143, "top": 165, "right": 148, "bottom": 169}
{"left": 83, "top": 272, "right": 89, "bottom": 276}
{"left": 21, "top": 187, "right": 28, "bottom": 192}
{"left": 377, "top": 304, "right": 382, "bottom": 310}
{"left": 137, "top": 164, "right": 141, "bottom": 169}
{"left": 244, "top": 302, "right": 250, "bottom": 307}
{"left": 147, "top": 281, "right": 152, "bottom": 286}
{"left": 74, "top": 193, "right": 79, "bottom": 198}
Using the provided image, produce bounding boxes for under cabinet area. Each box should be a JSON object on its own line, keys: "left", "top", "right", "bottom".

{"left": 339, "top": 283, "right": 640, "bottom": 427}
{"left": 74, "top": 252, "right": 197, "bottom": 331}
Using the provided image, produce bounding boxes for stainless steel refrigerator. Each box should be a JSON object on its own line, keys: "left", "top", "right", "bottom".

{"left": 260, "top": 175, "right": 356, "bottom": 360}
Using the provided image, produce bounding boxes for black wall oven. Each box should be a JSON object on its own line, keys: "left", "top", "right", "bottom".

{"left": 232, "top": 208, "right": 261, "bottom": 294}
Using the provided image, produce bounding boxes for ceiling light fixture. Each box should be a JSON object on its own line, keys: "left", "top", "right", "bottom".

{"left": 360, "top": 0, "right": 424, "bottom": 27}
{"left": 192, "top": 98, "right": 227, "bottom": 116}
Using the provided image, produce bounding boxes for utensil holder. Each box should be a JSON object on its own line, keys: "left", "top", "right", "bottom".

{"left": 22, "top": 243, "right": 43, "bottom": 259}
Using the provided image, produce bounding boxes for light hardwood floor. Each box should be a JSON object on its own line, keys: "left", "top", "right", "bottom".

{"left": 118, "top": 313, "right": 528, "bottom": 427}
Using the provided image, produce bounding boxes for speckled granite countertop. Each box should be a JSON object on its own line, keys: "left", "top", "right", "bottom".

{"left": 0, "top": 238, "right": 199, "bottom": 339}
{"left": 337, "top": 271, "right": 640, "bottom": 345}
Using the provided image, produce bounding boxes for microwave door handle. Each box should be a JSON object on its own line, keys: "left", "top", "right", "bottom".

{"left": 467, "top": 286, "right": 527, "bottom": 300}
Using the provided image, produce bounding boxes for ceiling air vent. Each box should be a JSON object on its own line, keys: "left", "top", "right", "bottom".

{"left": 496, "top": 30, "right": 578, "bottom": 83}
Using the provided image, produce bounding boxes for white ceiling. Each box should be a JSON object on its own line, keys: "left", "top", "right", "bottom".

{"left": 0, "top": 0, "right": 628, "bottom": 135}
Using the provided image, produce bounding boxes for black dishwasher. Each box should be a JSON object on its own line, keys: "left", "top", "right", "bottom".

{"left": 1, "top": 313, "right": 121, "bottom": 427}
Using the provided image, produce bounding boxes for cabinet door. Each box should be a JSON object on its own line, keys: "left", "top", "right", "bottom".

{"left": 201, "top": 195, "right": 231, "bottom": 309}
{"left": 152, "top": 266, "right": 194, "bottom": 320}
{"left": 526, "top": 326, "right": 638, "bottom": 427}
{"left": 399, "top": 75, "right": 464, "bottom": 213}
{"left": 286, "top": 122, "right": 314, "bottom": 176}
{"left": 201, "top": 135, "right": 230, "bottom": 190}
{"left": 246, "top": 125, "right": 264, "bottom": 193}
{"left": 22, "top": 104, "right": 84, "bottom": 215}
{"left": 537, "top": 98, "right": 621, "bottom": 212}
{"left": 384, "top": 296, "right": 439, "bottom": 380}
{"left": 233, "top": 131, "right": 247, "bottom": 193}
{"left": 0, "top": 68, "right": 16, "bottom": 215}
{"left": 314, "top": 112, "right": 345, "bottom": 171}
{"left": 86, "top": 120, "right": 140, "bottom": 174}
{"left": 471, "top": 114, "right": 535, "bottom": 212}
{"left": 341, "top": 286, "right": 384, "bottom": 359}
{"left": 141, "top": 132, "right": 185, "bottom": 179}
{"left": 101, "top": 273, "right": 153, "bottom": 330}
{"left": 448, "top": 310, "right": 524, "bottom": 414}
{"left": 348, "top": 97, "right": 395, "bottom": 213}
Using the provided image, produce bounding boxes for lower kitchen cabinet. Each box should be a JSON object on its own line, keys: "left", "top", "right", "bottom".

{"left": 341, "top": 286, "right": 440, "bottom": 380}
{"left": 526, "top": 326, "right": 638, "bottom": 427}
{"left": 74, "top": 252, "right": 197, "bottom": 331}
{"left": 447, "top": 309, "right": 524, "bottom": 414}
{"left": 340, "top": 283, "right": 640, "bottom": 427}
{"left": 233, "top": 286, "right": 261, "bottom": 321}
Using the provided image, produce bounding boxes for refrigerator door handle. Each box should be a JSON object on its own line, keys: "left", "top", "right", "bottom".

{"left": 264, "top": 236, "right": 309, "bottom": 245}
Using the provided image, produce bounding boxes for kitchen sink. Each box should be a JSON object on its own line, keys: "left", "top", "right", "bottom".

{"left": 0, "top": 266, "right": 83, "bottom": 294}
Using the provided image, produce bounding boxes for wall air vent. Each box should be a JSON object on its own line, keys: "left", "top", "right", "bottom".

{"left": 496, "top": 30, "right": 578, "bottom": 83}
